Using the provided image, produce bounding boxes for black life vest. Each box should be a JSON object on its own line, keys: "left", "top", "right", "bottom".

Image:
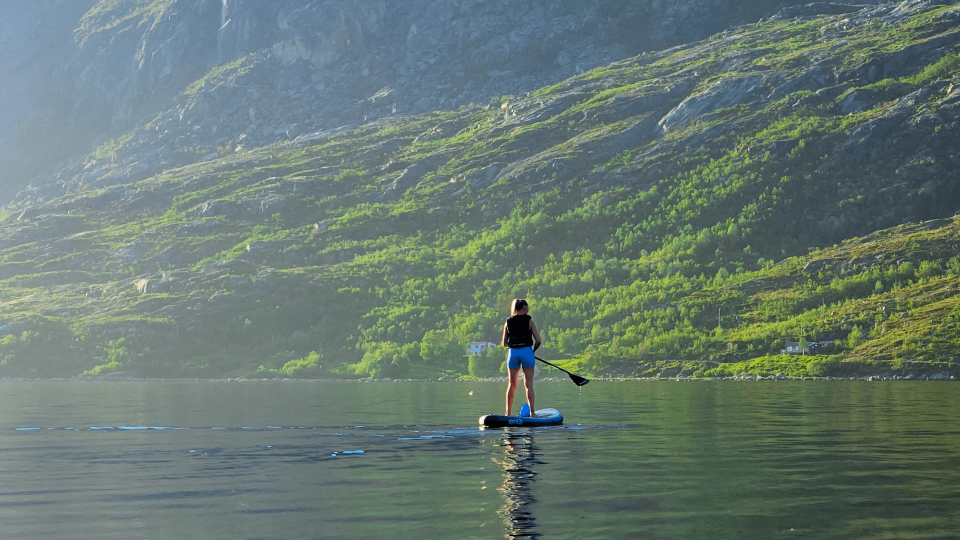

{"left": 505, "top": 314, "right": 533, "bottom": 348}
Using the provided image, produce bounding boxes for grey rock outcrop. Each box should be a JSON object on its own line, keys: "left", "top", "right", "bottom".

{"left": 769, "top": 2, "right": 869, "bottom": 21}
{"left": 4, "top": 0, "right": 892, "bottom": 205}
{"left": 659, "top": 73, "right": 779, "bottom": 133}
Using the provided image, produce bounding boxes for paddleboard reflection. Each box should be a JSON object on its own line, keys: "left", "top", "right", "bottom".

{"left": 492, "top": 432, "right": 542, "bottom": 539}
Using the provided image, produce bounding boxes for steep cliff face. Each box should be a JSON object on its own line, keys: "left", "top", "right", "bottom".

{"left": 0, "top": 0, "right": 99, "bottom": 203}
{"left": 4, "top": 0, "right": 882, "bottom": 204}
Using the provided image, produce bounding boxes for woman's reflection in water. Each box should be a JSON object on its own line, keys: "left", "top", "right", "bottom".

{"left": 492, "top": 431, "right": 542, "bottom": 539}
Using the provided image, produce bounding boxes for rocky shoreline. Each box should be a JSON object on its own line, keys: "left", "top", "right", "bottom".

{"left": 1, "top": 373, "right": 955, "bottom": 383}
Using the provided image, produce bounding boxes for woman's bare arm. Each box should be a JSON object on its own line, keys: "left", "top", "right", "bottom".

{"left": 530, "top": 320, "right": 542, "bottom": 351}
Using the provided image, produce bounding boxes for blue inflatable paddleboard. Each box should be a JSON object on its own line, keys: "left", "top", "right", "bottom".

{"left": 479, "top": 408, "right": 563, "bottom": 428}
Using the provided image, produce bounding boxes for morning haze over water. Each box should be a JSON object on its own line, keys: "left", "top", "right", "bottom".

{"left": 2, "top": 381, "right": 959, "bottom": 539}
{"left": 3, "top": 0, "right": 960, "bottom": 537}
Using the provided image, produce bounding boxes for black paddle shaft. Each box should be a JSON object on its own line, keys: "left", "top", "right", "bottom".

{"left": 535, "top": 356, "right": 590, "bottom": 386}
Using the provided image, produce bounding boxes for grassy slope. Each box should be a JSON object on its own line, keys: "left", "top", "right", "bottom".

{"left": 1, "top": 3, "right": 960, "bottom": 379}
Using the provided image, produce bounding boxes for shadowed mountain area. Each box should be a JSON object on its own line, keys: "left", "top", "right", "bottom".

{"left": 3, "top": 0, "right": 884, "bottom": 202}
{"left": 0, "top": 0, "right": 959, "bottom": 380}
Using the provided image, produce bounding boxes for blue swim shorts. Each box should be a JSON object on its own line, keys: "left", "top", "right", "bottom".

{"left": 507, "top": 347, "right": 536, "bottom": 369}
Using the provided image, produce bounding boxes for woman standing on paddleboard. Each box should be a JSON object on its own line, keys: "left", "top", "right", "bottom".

{"left": 501, "top": 298, "right": 542, "bottom": 416}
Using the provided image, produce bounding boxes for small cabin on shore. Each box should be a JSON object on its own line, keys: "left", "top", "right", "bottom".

{"left": 467, "top": 341, "right": 498, "bottom": 356}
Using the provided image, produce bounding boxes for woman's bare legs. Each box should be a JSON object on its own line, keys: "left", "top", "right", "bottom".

{"left": 505, "top": 368, "right": 520, "bottom": 415}
{"left": 521, "top": 366, "right": 535, "bottom": 415}
{"left": 505, "top": 366, "right": 536, "bottom": 416}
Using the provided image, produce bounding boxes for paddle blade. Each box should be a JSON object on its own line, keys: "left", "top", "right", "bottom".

{"left": 534, "top": 356, "right": 589, "bottom": 386}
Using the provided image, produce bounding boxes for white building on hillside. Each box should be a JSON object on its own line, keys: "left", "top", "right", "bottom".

{"left": 467, "top": 341, "right": 498, "bottom": 356}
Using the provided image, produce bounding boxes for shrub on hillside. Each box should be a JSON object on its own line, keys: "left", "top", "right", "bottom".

{"left": 468, "top": 348, "right": 503, "bottom": 377}
{"left": 353, "top": 341, "right": 415, "bottom": 378}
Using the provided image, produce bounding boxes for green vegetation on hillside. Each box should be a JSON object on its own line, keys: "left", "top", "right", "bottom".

{"left": 2, "top": 2, "right": 960, "bottom": 379}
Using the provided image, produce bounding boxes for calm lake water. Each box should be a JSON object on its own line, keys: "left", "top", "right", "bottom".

{"left": 1, "top": 380, "right": 959, "bottom": 540}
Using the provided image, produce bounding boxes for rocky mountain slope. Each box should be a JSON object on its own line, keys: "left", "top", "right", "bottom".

{"left": 0, "top": 0, "right": 99, "bottom": 202}
{"left": 0, "top": 0, "right": 959, "bottom": 379}
{"left": 5, "top": 0, "right": 881, "bottom": 204}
